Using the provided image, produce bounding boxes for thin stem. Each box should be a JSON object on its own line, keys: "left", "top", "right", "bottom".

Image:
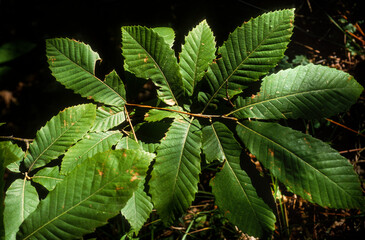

{"left": 0, "top": 135, "right": 33, "bottom": 150}
{"left": 182, "top": 216, "right": 196, "bottom": 240}
{"left": 339, "top": 147, "right": 365, "bottom": 154}
{"left": 124, "top": 105, "right": 138, "bottom": 142}
{"left": 125, "top": 102, "right": 238, "bottom": 121}
{"left": 0, "top": 135, "right": 34, "bottom": 142}
{"left": 326, "top": 118, "right": 365, "bottom": 138}
{"left": 187, "top": 227, "right": 211, "bottom": 235}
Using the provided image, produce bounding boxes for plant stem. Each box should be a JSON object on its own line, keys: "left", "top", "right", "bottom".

{"left": 326, "top": 118, "right": 365, "bottom": 137}
{"left": 124, "top": 105, "right": 138, "bottom": 142}
{"left": 125, "top": 102, "right": 238, "bottom": 121}
{"left": 182, "top": 216, "right": 196, "bottom": 240}
{"left": 0, "top": 135, "right": 33, "bottom": 150}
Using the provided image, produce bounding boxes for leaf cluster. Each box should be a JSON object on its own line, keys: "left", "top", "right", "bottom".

{"left": 0, "top": 9, "right": 364, "bottom": 239}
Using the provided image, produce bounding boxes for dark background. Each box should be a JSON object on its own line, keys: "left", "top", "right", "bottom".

{"left": 0, "top": 0, "right": 363, "bottom": 138}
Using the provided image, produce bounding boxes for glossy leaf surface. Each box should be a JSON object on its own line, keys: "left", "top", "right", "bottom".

{"left": 153, "top": 27, "right": 175, "bottom": 48}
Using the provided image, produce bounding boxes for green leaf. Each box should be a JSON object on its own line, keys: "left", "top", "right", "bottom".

{"left": 4, "top": 179, "right": 39, "bottom": 240}
{"left": 199, "top": 9, "right": 294, "bottom": 109}
{"left": 122, "top": 26, "right": 183, "bottom": 106}
{"left": 153, "top": 27, "right": 175, "bottom": 48}
{"left": 90, "top": 106, "right": 126, "bottom": 132}
{"left": 237, "top": 121, "right": 364, "bottom": 209}
{"left": 0, "top": 143, "right": 13, "bottom": 239}
{"left": 24, "top": 104, "right": 96, "bottom": 172}
{"left": 46, "top": 38, "right": 126, "bottom": 106}
{"left": 0, "top": 142, "right": 25, "bottom": 239}
{"left": 116, "top": 137, "right": 142, "bottom": 150}
{"left": 179, "top": 20, "right": 216, "bottom": 96}
{"left": 32, "top": 166, "right": 65, "bottom": 191}
{"left": 0, "top": 141, "right": 24, "bottom": 169}
{"left": 18, "top": 149, "right": 154, "bottom": 239}
{"left": 121, "top": 180, "right": 153, "bottom": 235}
{"left": 149, "top": 117, "right": 202, "bottom": 224}
{"left": 208, "top": 122, "right": 275, "bottom": 237}
{"left": 230, "top": 64, "right": 364, "bottom": 119}
{"left": 201, "top": 124, "right": 225, "bottom": 163}
{"left": 61, "top": 131, "right": 123, "bottom": 175}
{"left": 119, "top": 137, "right": 153, "bottom": 234}
{"left": 144, "top": 106, "right": 183, "bottom": 122}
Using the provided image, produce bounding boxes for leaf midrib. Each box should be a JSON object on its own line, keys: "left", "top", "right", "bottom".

{"left": 67, "top": 132, "right": 120, "bottom": 165}
{"left": 172, "top": 118, "right": 194, "bottom": 204}
{"left": 229, "top": 86, "right": 356, "bottom": 116}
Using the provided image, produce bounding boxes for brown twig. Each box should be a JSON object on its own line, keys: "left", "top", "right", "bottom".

{"left": 355, "top": 23, "right": 365, "bottom": 37}
{"left": 0, "top": 135, "right": 33, "bottom": 150}
{"left": 0, "top": 135, "right": 34, "bottom": 142}
{"left": 306, "top": 0, "right": 312, "bottom": 13}
{"left": 125, "top": 103, "right": 238, "bottom": 121}
{"left": 325, "top": 118, "right": 365, "bottom": 138}
{"left": 124, "top": 105, "right": 138, "bottom": 142}
{"left": 346, "top": 30, "right": 365, "bottom": 45}
{"left": 339, "top": 147, "right": 365, "bottom": 154}
{"left": 293, "top": 41, "right": 320, "bottom": 53}
{"left": 186, "top": 227, "right": 211, "bottom": 235}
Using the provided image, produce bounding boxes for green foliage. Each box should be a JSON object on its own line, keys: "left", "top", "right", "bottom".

{"left": 1, "top": 9, "right": 364, "bottom": 239}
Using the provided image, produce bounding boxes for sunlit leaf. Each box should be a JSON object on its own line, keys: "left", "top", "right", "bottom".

{"left": 32, "top": 166, "right": 65, "bottom": 191}
{"left": 61, "top": 131, "right": 123, "bottom": 175}
{"left": 46, "top": 38, "right": 126, "bottom": 106}
{"left": 179, "top": 20, "right": 216, "bottom": 96}
{"left": 4, "top": 179, "right": 39, "bottom": 240}
{"left": 90, "top": 106, "right": 126, "bottom": 132}
{"left": 122, "top": 26, "right": 183, "bottom": 105}
{"left": 121, "top": 180, "right": 153, "bottom": 235}
{"left": 230, "top": 64, "right": 364, "bottom": 119}
{"left": 199, "top": 9, "right": 294, "bottom": 109}
{"left": 24, "top": 104, "right": 96, "bottom": 172}
{"left": 18, "top": 149, "right": 154, "bottom": 239}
